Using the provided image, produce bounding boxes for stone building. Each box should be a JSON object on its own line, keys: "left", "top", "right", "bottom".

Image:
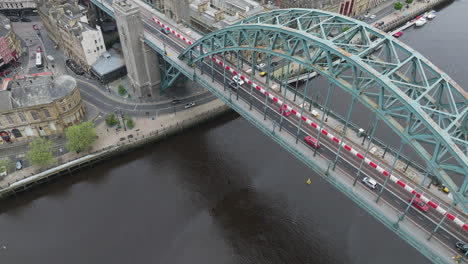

{"left": 37, "top": 0, "right": 106, "bottom": 71}
{"left": 0, "top": 14, "right": 21, "bottom": 69}
{"left": 0, "top": 0, "right": 36, "bottom": 17}
{"left": 0, "top": 74, "right": 85, "bottom": 144}
{"left": 275, "top": 0, "right": 370, "bottom": 17}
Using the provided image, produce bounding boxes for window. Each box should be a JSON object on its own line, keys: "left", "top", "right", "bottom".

{"left": 12, "top": 129, "right": 22, "bottom": 138}
{"left": 97, "top": 47, "right": 100, "bottom": 51}
{"left": 68, "top": 103, "right": 72, "bottom": 109}
{"left": 101, "top": 45, "right": 104, "bottom": 49}
{"left": 95, "top": 40, "right": 97, "bottom": 44}
{"left": 43, "top": 109, "right": 51, "bottom": 118}
{"left": 30, "top": 111, "right": 39, "bottom": 120}
{"left": 62, "top": 106, "right": 67, "bottom": 112}
{"left": 6, "top": 114, "right": 14, "bottom": 124}
{"left": 17, "top": 112, "right": 26, "bottom": 122}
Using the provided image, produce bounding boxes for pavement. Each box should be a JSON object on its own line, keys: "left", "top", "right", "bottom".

{"left": 0, "top": 14, "right": 216, "bottom": 179}
{"left": 0, "top": 98, "right": 227, "bottom": 189}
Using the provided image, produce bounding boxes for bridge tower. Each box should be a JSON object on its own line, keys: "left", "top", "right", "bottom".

{"left": 113, "top": 0, "right": 161, "bottom": 99}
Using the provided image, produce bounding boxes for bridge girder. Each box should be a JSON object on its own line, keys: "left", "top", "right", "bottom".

{"left": 179, "top": 9, "right": 468, "bottom": 210}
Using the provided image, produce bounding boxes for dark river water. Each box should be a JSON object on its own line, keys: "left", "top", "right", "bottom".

{"left": 1, "top": 1, "right": 466, "bottom": 263}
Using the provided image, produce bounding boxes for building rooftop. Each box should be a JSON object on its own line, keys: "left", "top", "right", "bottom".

{"left": 91, "top": 49, "right": 125, "bottom": 76}
{"left": 0, "top": 74, "right": 77, "bottom": 111}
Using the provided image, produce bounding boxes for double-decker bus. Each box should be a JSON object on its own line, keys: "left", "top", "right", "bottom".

{"left": 35, "top": 52, "right": 43, "bottom": 69}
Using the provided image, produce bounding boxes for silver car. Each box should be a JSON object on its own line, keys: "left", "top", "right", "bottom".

{"left": 362, "top": 176, "right": 377, "bottom": 189}
{"left": 184, "top": 102, "right": 196, "bottom": 109}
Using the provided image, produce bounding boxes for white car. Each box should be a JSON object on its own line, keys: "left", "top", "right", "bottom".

{"left": 362, "top": 177, "right": 378, "bottom": 189}
{"left": 370, "top": 15, "right": 376, "bottom": 19}
{"left": 232, "top": 75, "right": 245, "bottom": 86}
{"left": 256, "top": 63, "right": 266, "bottom": 69}
{"left": 184, "top": 102, "right": 196, "bottom": 109}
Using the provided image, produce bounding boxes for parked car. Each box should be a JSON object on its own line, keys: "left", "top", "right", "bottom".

{"left": 259, "top": 71, "right": 267, "bottom": 77}
{"left": 456, "top": 241, "right": 468, "bottom": 254}
{"left": 279, "top": 106, "right": 292, "bottom": 117}
{"left": 16, "top": 160, "right": 23, "bottom": 170}
{"left": 271, "top": 61, "right": 279, "bottom": 67}
{"left": 393, "top": 31, "right": 403, "bottom": 38}
{"left": 232, "top": 75, "right": 245, "bottom": 86}
{"left": 409, "top": 197, "right": 429, "bottom": 212}
{"left": 9, "top": 17, "right": 20, "bottom": 22}
{"left": 171, "top": 99, "right": 181, "bottom": 105}
{"left": 370, "top": 15, "right": 376, "bottom": 19}
{"left": 184, "top": 102, "right": 196, "bottom": 109}
{"left": 21, "top": 17, "right": 31, "bottom": 22}
{"left": 362, "top": 177, "right": 378, "bottom": 190}
{"left": 36, "top": 46, "right": 42, "bottom": 53}
{"left": 304, "top": 136, "right": 320, "bottom": 148}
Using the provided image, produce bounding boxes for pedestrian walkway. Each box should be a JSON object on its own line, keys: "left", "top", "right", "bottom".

{"left": 0, "top": 99, "right": 227, "bottom": 190}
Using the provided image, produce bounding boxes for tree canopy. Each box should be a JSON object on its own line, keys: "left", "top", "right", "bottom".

{"left": 65, "top": 121, "right": 97, "bottom": 152}
{"left": 26, "top": 138, "right": 54, "bottom": 166}
{"left": 394, "top": 1, "right": 403, "bottom": 10}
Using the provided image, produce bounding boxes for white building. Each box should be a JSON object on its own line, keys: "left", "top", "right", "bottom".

{"left": 0, "top": 0, "right": 36, "bottom": 11}
{"left": 80, "top": 24, "right": 106, "bottom": 66}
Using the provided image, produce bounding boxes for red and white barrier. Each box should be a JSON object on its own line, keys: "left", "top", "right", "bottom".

{"left": 150, "top": 17, "right": 468, "bottom": 231}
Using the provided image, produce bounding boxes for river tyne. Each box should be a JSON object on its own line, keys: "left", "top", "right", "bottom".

{"left": 0, "top": 1, "right": 467, "bottom": 263}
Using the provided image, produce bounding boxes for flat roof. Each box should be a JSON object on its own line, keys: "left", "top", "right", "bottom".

{"left": 91, "top": 49, "right": 125, "bottom": 76}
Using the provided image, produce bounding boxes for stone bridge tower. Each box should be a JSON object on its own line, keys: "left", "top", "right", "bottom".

{"left": 113, "top": 0, "right": 160, "bottom": 99}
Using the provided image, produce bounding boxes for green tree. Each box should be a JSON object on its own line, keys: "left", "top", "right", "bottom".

{"left": 118, "top": 84, "right": 127, "bottom": 96}
{"left": 0, "top": 158, "right": 14, "bottom": 175}
{"left": 394, "top": 1, "right": 403, "bottom": 10}
{"left": 26, "top": 138, "right": 54, "bottom": 166}
{"left": 342, "top": 26, "right": 350, "bottom": 32}
{"left": 405, "top": 0, "right": 413, "bottom": 4}
{"left": 65, "top": 121, "right": 97, "bottom": 153}
{"left": 105, "top": 114, "right": 119, "bottom": 127}
{"left": 126, "top": 116, "right": 135, "bottom": 129}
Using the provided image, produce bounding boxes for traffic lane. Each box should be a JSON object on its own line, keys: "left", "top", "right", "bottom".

{"left": 208, "top": 66, "right": 466, "bottom": 248}
{"left": 199, "top": 54, "right": 466, "bottom": 258}
{"left": 145, "top": 18, "right": 467, "bottom": 241}
{"left": 236, "top": 85, "right": 464, "bottom": 255}
{"left": 267, "top": 94, "right": 468, "bottom": 241}
{"left": 145, "top": 14, "right": 468, "bottom": 253}
{"left": 77, "top": 79, "right": 215, "bottom": 115}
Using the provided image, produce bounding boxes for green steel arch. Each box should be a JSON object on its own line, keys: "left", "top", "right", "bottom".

{"left": 180, "top": 9, "right": 468, "bottom": 210}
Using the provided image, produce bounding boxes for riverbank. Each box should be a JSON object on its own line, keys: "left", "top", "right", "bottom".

{"left": 376, "top": 0, "right": 452, "bottom": 32}
{"left": 0, "top": 99, "right": 231, "bottom": 199}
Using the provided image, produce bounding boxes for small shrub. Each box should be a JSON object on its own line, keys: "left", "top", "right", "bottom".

{"left": 105, "top": 114, "right": 118, "bottom": 127}
{"left": 118, "top": 84, "right": 127, "bottom": 96}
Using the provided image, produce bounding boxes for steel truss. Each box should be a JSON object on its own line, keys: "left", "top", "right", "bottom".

{"left": 180, "top": 9, "right": 468, "bottom": 210}
{"left": 159, "top": 54, "right": 182, "bottom": 93}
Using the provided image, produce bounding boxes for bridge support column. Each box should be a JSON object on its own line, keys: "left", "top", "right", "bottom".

{"left": 376, "top": 141, "right": 406, "bottom": 203}
{"left": 353, "top": 117, "right": 379, "bottom": 186}
{"left": 314, "top": 82, "right": 335, "bottom": 157}
{"left": 295, "top": 71, "right": 311, "bottom": 143}
{"left": 113, "top": 1, "right": 161, "bottom": 100}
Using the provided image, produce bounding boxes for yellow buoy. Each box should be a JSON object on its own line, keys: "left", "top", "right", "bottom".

{"left": 306, "top": 178, "right": 311, "bottom": 185}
